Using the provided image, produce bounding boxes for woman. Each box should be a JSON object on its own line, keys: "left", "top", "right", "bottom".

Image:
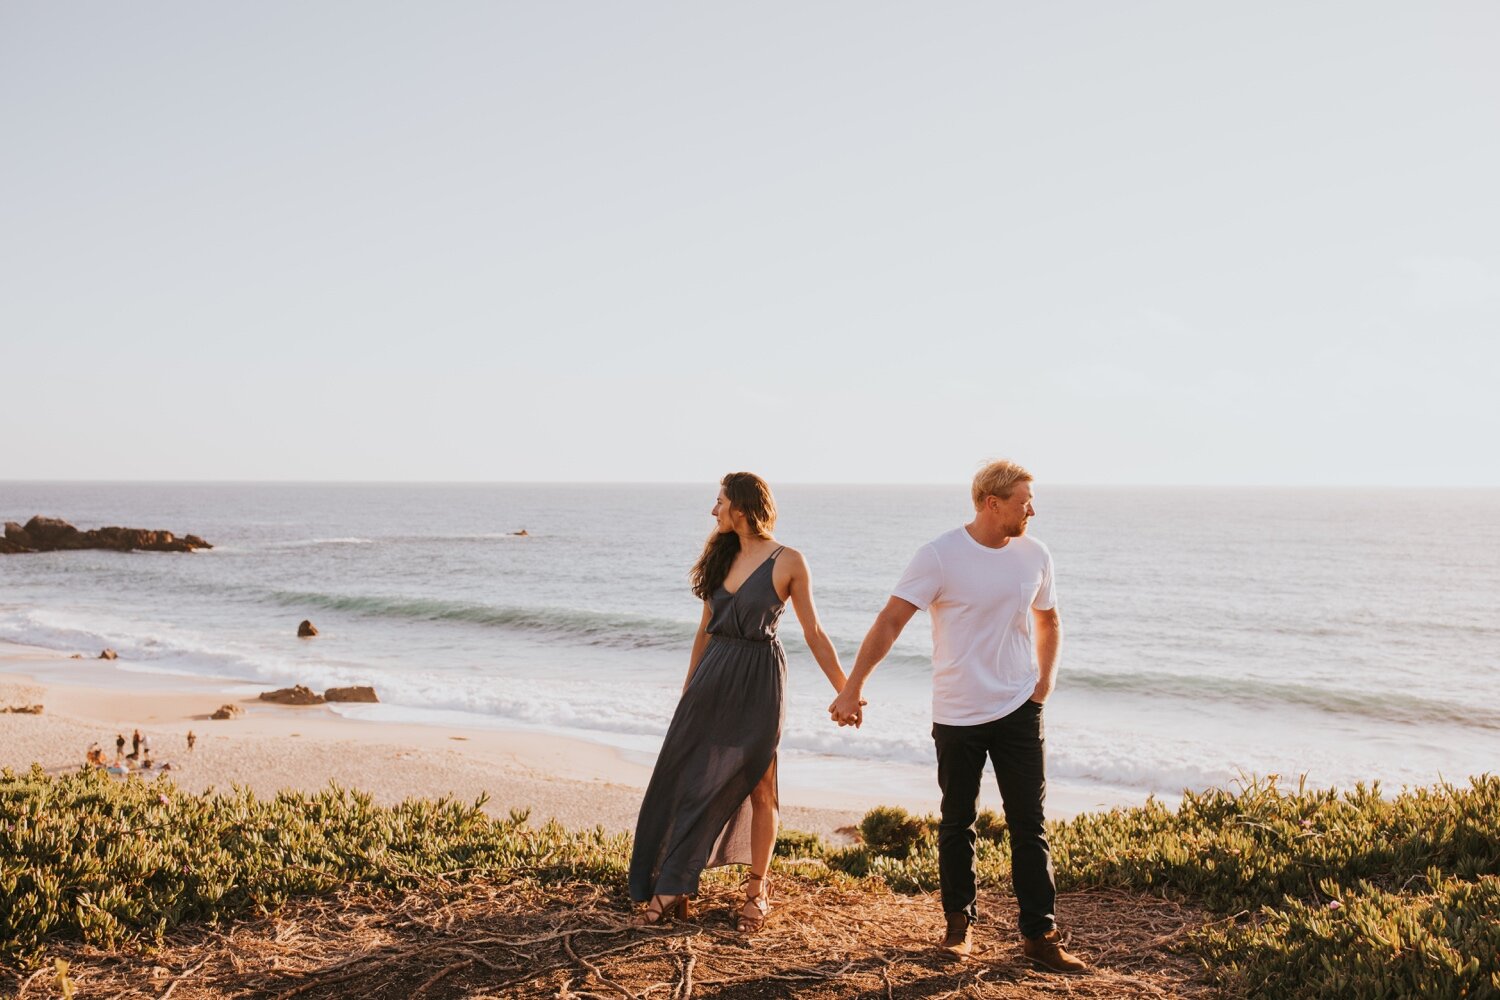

{"left": 628, "top": 472, "right": 851, "bottom": 931}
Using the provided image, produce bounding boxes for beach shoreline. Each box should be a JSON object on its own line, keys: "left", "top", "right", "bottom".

{"left": 0, "top": 640, "right": 1154, "bottom": 837}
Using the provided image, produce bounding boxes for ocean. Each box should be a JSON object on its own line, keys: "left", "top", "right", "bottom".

{"left": 2, "top": 482, "right": 1497, "bottom": 806}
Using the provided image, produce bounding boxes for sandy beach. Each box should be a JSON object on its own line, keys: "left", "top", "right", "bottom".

{"left": 0, "top": 640, "right": 889, "bottom": 838}
{"left": 0, "top": 638, "right": 1154, "bottom": 840}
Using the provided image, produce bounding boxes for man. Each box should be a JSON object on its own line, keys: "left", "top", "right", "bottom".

{"left": 829, "top": 460, "right": 1085, "bottom": 972}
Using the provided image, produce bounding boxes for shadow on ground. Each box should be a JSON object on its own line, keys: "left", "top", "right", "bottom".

{"left": 9, "top": 875, "right": 1219, "bottom": 999}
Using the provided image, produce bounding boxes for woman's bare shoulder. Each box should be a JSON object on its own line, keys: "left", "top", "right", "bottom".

{"left": 775, "top": 545, "right": 809, "bottom": 569}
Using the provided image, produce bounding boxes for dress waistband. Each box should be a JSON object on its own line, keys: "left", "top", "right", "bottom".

{"left": 709, "top": 634, "right": 779, "bottom": 648}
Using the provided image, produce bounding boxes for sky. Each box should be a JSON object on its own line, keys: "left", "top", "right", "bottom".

{"left": 2, "top": 2, "right": 1497, "bottom": 485}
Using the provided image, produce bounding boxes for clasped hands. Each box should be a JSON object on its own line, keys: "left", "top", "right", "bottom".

{"left": 827, "top": 687, "right": 866, "bottom": 728}
{"left": 828, "top": 678, "right": 1051, "bottom": 729}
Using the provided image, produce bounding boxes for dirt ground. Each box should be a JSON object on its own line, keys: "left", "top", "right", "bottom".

{"left": 6, "top": 875, "right": 1222, "bottom": 999}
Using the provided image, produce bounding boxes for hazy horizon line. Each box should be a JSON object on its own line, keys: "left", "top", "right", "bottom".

{"left": 3, "top": 479, "right": 1496, "bottom": 490}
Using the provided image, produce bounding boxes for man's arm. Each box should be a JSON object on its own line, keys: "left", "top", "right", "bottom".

{"left": 1030, "top": 607, "right": 1062, "bottom": 703}
{"left": 829, "top": 596, "right": 920, "bottom": 727}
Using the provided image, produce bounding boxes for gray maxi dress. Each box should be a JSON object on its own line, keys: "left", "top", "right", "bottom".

{"left": 629, "top": 547, "right": 787, "bottom": 901}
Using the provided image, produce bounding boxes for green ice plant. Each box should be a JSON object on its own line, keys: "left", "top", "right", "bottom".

{"left": 0, "top": 765, "right": 630, "bottom": 963}
{"left": 2, "top": 765, "right": 1497, "bottom": 996}
{"left": 1198, "top": 873, "right": 1500, "bottom": 998}
{"left": 789, "top": 774, "right": 1500, "bottom": 997}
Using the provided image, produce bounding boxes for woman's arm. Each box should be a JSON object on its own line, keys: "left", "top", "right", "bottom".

{"left": 682, "top": 601, "right": 713, "bottom": 693}
{"left": 783, "top": 550, "right": 848, "bottom": 693}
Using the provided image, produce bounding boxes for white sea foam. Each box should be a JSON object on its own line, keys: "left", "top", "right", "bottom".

{"left": 0, "top": 599, "right": 1481, "bottom": 796}
{"left": 0, "top": 595, "right": 1485, "bottom": 796}
{"left": 0, "top": 610, "right": 282, "bottom": 675}
{"left": 267, "top": 537, "right": 376, "bottom": 548}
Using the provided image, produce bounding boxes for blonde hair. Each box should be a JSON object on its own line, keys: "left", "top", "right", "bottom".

{"left": 971, "top": 459, "right": 1033, "bottom": 508}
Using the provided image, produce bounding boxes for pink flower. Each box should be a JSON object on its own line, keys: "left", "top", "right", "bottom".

{"left": 1301, "top": 819, "right": 1313, "bottom": 828}
{"left": 1327, "top": 900, "right": 1342, "bottom": 910}
{"left": 157, "top": 794, "right": 170, "bottom": 805}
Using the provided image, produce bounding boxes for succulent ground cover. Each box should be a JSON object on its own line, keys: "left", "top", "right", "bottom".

{"left": 2, "top": 766, "right": 1496, "bottom": 998}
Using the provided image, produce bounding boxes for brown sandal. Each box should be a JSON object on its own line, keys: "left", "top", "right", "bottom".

{"left": 633, "top": 894, "right": 690, "bottom": 926}
{"left": 736, "top": 873, "right": 772, "bottom": 933}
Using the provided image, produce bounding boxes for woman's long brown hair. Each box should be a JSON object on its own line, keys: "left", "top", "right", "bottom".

{"left": 690, "top": 472, "right": 777, "bottom": 601}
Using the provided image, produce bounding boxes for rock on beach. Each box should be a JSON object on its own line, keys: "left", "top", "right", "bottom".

{"left": 324, "top": 686, "right": 378, "bottom": 703}
{"left": 259, "top": 685, "right": 325, "bottom": 706}
{"left": 2, "top": 516, "right": 212, "bottom": 554}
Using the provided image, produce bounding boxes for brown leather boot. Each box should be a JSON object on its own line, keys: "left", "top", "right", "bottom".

{"left": 940, "top": 913, "right": 972, "bottom": 957}
{"left": 1022, "top": 928, "right": 1086, "bottom": 973}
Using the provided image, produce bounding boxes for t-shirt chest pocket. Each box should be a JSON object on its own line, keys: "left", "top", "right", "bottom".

{"left": 1010, "top": 577, "right": 1040, "bottom": 629}
{"left": 964, "top": 576, "right": 1038, "bottom": 620}
{"left": 1012, "top": 575, "right": 1040, "bottom": 604}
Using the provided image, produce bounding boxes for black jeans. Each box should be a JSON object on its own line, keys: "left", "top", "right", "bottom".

{"left": 932, "top": 699, "right": 1056, "bottom": 938}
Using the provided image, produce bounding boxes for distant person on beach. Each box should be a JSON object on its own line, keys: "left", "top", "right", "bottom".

{"left": 628, "top": 472, "right": 853, "bottom": 932}
{"left": 116, "top": 733, "right": 126, "bottom": 756}
{"left": 187, "top": 730, "right": 196, "bottom": 751}
{"left": 131, "top": 729, "right": 141, "bottom": 756}
{"left": 829, "top": 460, "right": 1085, "bottom": 972}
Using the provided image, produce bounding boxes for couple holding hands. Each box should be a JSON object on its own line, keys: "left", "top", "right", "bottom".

{"left": 627, "top": 460, "right": 1085, "bottom": 973}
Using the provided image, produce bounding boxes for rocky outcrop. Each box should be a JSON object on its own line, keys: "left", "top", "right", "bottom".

{"left": 98, "top": 649, "right": 118, "bottom": 660}
{"left": 211, "top": 704, "right": 244, "bottom": 720}
{"left": 258, "top": 685, "right": 325, "bottom": 706}
{"left": 0, "top": 704, "right": 44, "bottom": 714}
{"left": 297, "top": 620, "right": 319, "bottom": 638}
{"left": 324, "top": 686, "right": 378, "bottom": 703}
{"left": 2, "top": 516, "right": 212, "bottom": 554}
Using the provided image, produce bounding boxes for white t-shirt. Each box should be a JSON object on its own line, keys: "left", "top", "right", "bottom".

{"left": 892, "top": 527, "right": 1057, "bottom": 726}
